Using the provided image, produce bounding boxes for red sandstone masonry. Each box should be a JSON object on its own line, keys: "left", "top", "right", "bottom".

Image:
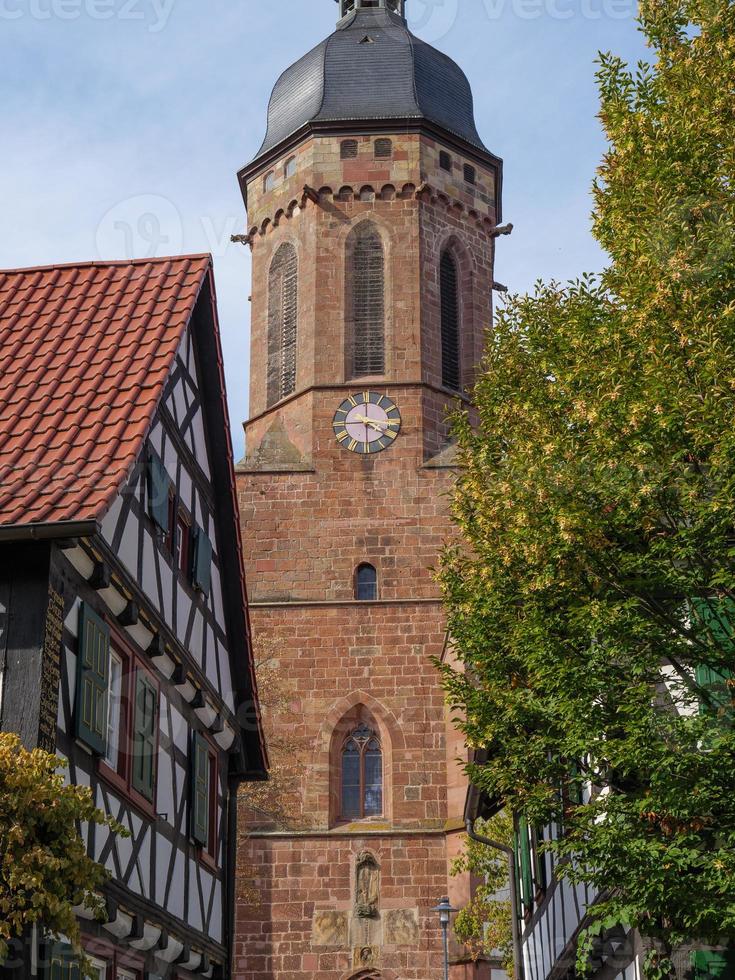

{"left": 235, "top": 129, "right": 498, "bottom": 980}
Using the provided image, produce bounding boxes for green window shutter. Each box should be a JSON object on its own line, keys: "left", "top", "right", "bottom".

{"left": 533, "top": 826, "right": 548, "bottom": 892}
{"left": 516, "top": 815, "right": 534, "bottom": 913}
{"left": 75, "top": 603, "right": 110, "bottom": 756}
{"left": 132, "top": 672, "right": 158, "bottom": 802}
{"left": 692, "top": 950, "right": 735, "bottom": 980}
{"left": 191, "top": 732, "right": 211, "bottom": 847}
{"left": 191, "top": 526, "right": 213, "bottom": 596}
{"left": 691, "top": 598, "right": 735, "bottom": 714}
{"left": 147, "top": 452, "right": 172, "bottom": 533}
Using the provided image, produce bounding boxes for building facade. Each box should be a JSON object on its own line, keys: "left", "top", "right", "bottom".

{"left": 0, "top": 256, "right": 267, "bottom": 979}
{"left": 234, "top": 3, "right": 507, "bottom": 978}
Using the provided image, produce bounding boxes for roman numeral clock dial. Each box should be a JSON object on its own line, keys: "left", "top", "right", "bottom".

{"left": 333, "top": 392, "right": 402, "bottom": 455}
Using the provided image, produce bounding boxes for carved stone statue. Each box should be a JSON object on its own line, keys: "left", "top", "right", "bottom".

{"left": 355, "top": 852, "right": 380, "bottom": 918}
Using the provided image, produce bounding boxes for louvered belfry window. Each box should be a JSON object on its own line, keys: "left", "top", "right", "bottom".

{"left": 350, "top": 224, "right": 385, "bottom": 378}
{"left": 440, "top": 251, "right": 461, "bottom": 391}
{"left": 267, "top": 242, "right": 298, "bottom": 407}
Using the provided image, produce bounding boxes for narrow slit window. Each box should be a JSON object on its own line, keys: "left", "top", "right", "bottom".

{"left": 439, "top": 151, "right": 452, "bottom": 172}
{"left": 267, "top": 243, "right": 299, "bottom": 406}
{"left": 264, "top": 170, "right": 275, "bottom": 193}
{"left": 463, "top": 164, "right": 476, "bottom": 185}
{"left": 356, "top": 563, "right": 378, "bottom": 601}
{"left": 440, "top": 251, "right": 461, "bottom": 391}
{"left": 349, "top": 224, "right": 385, "bottom": 378}
{"left": 284, "top": 156, "right": 297, "bottom": 179}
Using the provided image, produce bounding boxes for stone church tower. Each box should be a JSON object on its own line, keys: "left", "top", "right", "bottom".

{"left": 235, "top": 2, "right": 504, "bottom": 977}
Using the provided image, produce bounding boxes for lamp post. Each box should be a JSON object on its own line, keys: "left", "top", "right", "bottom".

{"left": 432, "top": 896, "right": 458, "bottom": 980}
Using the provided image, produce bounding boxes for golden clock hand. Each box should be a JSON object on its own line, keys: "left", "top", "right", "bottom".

{"left": 354, "top": 413, "right": 388, "bottom": 432}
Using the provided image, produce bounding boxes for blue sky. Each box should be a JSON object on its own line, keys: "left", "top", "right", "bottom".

{"left": 0, "top": 0, "right": 648, "bottom": 458}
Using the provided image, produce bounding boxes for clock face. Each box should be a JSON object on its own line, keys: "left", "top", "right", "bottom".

{"left": 333, "top": 391, "right": 402, "bottom": 455}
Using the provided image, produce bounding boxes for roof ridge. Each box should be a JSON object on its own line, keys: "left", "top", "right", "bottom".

{"left": 0, "top": 253, "right": 212, "bottom": 277}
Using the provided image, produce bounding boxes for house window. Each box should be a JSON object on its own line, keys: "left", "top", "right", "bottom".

{"left": 341, "top": 723, "right": 383, "bottom": 820}
{"left": 191, "top": 732, "right": 218, "bottom": 861}
{"left": 284, "top": 156, "right": 297, "bottom": 178}
{"left": 267, "top": 242, "right": 299, "bottom": 406}
{"left": 174, "top": 508, "right": 191, "bottom": 576}
{"left": 374, "top": 138, "right": 392, "bottom": 159}
{"left": 439, "top": 151, "right": 452, "bottom": 172}
{"left": 47, "top": 946, "right": 82, "bottom": 980}
{"left": 348, "top": 222, "right": 385, "bottom": 378}
{"left": 440, "top": 251, "right": 461, "bottom": 391}
{"left": 79, "top": 611, "right": 160, "bottom": 809}
{"left": 264, "top": 170, "right": 275, "bottom": 192}
{"left": 355, "top": 563, "right": 378, "bottom": 601}
{"left": 105, "top": 650, "right": 124, "bottom": 772}
{"left": 463, "top": 163, "right": 476, "bottom": 185}
{"left": 341, "top": 139, "right": 359, "bottom": 160}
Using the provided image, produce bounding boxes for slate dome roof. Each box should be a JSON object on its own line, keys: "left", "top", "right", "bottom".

{"left": 252, "top": 6, "right": 490, "bottom": 164}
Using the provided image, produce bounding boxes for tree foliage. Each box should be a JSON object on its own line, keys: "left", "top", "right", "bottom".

{"left": 237, "top": 634, "right": 311, "bottom": 905}
{"left": 0, "top": 733, "right": 120, "bottom": 967}
{"left": 451, "top": 813, "right": 514, "bottom": 975}
{"left": 440, "top": 0, "right": 735, "bottom": 967}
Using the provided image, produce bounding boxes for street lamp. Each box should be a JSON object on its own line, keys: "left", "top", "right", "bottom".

{"left": 432, "top": 896, "right": 458, "bottom": 980}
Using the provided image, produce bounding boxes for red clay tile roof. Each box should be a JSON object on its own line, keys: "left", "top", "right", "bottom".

{"left": 0, "top": 255, "right": 212, "bottom": 529}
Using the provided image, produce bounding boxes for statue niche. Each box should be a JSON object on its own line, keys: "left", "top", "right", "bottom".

{"left": 355, "top": 852, "right": 380, "bottom": 919}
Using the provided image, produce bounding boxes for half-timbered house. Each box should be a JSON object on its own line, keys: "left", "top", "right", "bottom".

{"left": 465, "top": 782, "right": 642, "bottom": 980}
{"left": 0, "top": 255, "right": 267, "bottom": 980}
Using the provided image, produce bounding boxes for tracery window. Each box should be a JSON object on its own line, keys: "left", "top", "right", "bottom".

{"left": 341, "top": 723, "right": 383, "bottom": 819}
{"left": 440, "top": 250, "right": 461, "bottom": 391}
{"left": 348, "top": 223, "right": 385, "bottom": 378}
{"left": 267, "top": 242, "right": 298, "bottom": 406}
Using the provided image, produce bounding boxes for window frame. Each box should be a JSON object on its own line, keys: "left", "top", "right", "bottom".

{"left": 284, "top": 156, "right": 297, "bottom": 178}
{"left": 339, "top": 725, "right": 383, "bottom": 822}
{"left": 263, "top": 170, "right": 276, "bottom": 192}
{"left": 440, "top": 249, "right": 462, "bottom": 392}
{"left": 463, "top": 163, "right": 476, "bottom": 185}
{"left": 79, "top": 936, "right": 144, "bottom": 980}
{"left": 348, "top": 222, "right": 386, "bottom": 379}
{"left": 97, "top": 625, "right": 160, "bottom": 819}
{"left": 439, "top": 150, "right": 452, "bottom": 172}
{"left": 355, "top": 563, "right": 378, "bottom": 602}
{"left": 267, "top": 242, "right": 299, "bottom": 407}
{"left": 191, "top": 729, "right": 220, "bottom": 869}
{"left": 374, "top": 138, "right": 392, "bottom": 159}
{"left": 341, "top": 139, "right": 359, "bottom": 160}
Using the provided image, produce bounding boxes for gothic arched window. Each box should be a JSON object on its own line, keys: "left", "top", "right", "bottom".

{"left": 341, "top": 723, "right": 383, "bottom": 819}
{"left": 440, "top": 250, "right": 461, "bottom": 392}
{"left": 267, "top": 243, "right": 298, "bottom": 407}
{"left": 355, "top": 563, "right": 378, "bottom": 601}
{"left": 349, "top": 223, "right": 385, "bottom": 379}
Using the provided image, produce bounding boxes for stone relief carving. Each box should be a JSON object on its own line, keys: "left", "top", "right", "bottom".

{"left": 355, "top": 852, "right": 380, "bottom": 919}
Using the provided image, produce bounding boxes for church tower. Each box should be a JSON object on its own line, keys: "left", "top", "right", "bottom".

{"left": 235, "top": 2, "right": 504, "bottom": 977}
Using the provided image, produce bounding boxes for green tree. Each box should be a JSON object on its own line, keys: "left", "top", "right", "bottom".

{"left": 0, "top": 733, "right": 121, "bottom": 969}
{"left": 451, "top": 813, "right": 514, "bottom": 975}
{"left": 439, "top": 0, "right": 735, "bottom": 973}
